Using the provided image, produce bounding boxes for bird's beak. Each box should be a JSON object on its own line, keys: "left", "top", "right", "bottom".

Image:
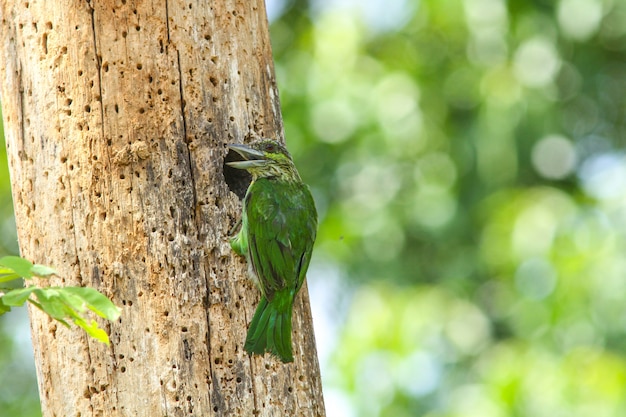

{"left": 226, "top": 144, "right": 268, "bottom": 169}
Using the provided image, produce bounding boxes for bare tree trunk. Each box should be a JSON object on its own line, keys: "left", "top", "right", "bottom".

{"left": 0, "top": 1, "right": 325, "bottom": 416}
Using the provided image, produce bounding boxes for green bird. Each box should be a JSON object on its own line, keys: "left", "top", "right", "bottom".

{"left": 227, "top": 138, "right": 317, "bottom": 363}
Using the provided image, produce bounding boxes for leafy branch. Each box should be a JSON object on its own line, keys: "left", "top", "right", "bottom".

{"left": 0, "top": 256, "right": 121, "bottom": 345}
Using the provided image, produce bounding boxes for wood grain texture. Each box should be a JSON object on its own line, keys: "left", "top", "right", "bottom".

{"left": 0, "top": 1, "right": 325, "bottom": 416}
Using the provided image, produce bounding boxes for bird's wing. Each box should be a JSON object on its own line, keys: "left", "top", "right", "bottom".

{"left": 245, "top": 179, "right": 316, "bottom": 300}
{"left": 291, "top": 185, "right": 317, "bottom": 292}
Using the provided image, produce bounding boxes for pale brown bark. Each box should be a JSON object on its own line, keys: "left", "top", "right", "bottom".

{"left": 0, "top": 1, "right": 325, "bottom": 416}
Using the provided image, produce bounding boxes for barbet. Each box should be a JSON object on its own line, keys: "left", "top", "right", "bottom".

{"left": 227, "top": 139, "right": 317, "bottom": 363}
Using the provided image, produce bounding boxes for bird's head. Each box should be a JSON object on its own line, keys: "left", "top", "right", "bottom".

{"left": 226, "top": 139, "right": 301, "bottom": 181}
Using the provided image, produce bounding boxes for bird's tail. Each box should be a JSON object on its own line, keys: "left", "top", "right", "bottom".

{"left": 244, "top": 295, "right": 294, "bottom": 363}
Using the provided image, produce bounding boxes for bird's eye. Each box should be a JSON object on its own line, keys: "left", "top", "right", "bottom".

{"left": 265, "top": 143, "right": 276, "bottom": 152}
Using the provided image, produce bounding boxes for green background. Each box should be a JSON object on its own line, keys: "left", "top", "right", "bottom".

{"left": 3, "top": 0, "right": 626, "bottom": 415}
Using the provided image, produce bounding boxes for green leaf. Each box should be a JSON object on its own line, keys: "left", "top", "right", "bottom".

{"left": 28, "top": 286, "right": 120, "bottom": 345}
{"left": 30, "top": 264, "right": 58, "bottom": 277}
{"left": 27, "top": 297, "right": 71, "bottom": 328}
{"left": 62, "top": 287, "right": 121, "bottom": 321}
{"left": 0, "top": 297, "right": 11, "bottom": 315}
{"left": 32, "top": 288, "right": 72, "bottom": 321}
{"left": 73, "top": 317, "right": 111, "bottom": 344}
{"left": 0, "top": 256, "right": 34, "bottom": 278}
{"left": 0, "top": 257, "right": 57, "bottom": 280}
{"left": 0, "top": 259, "right": 120, "bottom": 344}
{"left": 0, "top": 271, "right": 21, "bottom": 283}
{"left": 2, "top": 286, "right": 38, "bottom": 306}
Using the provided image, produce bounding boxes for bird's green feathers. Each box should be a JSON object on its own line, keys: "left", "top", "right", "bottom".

{"left": 246, "top": 178, "right": 316, "bottom": 298}
{"left": 240, "top": 178, "right": 316, "bottom": 362}
{"left": 244, "top": 292, "right": 294, "bottom": 362}
{"left": 228, "top": 140, "right": 317, "bottom": 363}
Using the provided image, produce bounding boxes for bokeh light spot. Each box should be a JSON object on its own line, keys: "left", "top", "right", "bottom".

{"left": 512, "top": 204, "right": 557, "bottom": 258}
{"left": 311, "top": 99, "right": 358, "bottom": 144}
{"left": 515, "top": 257, "right": 557, "bottom": 300}
{"left": 557, "top": 0, "right": 604, "bottom": 41}
{"left": 579, "top": 153, "right": 626, "bottom": 200}
{"left": 513, "top": 37, "right": 561, "bottom": 87}
{"left": 412, "top": 186, "right": 457, "bottom": 229}
{"left": 531, "top": 134, "right": 577, "bottom": 179}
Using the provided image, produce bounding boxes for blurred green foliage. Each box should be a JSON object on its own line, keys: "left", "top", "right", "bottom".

{"left": 270, "top": 0, "right": 626, "bottom": 416}
{"left": 0, "top": 113, "right": 40, "bottom": 416}
{"left": 3, "top": 0, "right": 626, "bottom": 415}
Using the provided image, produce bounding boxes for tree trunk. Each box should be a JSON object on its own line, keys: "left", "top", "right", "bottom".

{"left": 0, "top": 1, "right": 325, "bottom": 416}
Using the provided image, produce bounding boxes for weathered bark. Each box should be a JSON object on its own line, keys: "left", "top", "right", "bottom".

{"left": 0, "top": 1, "right": 325, "bottom": 416}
